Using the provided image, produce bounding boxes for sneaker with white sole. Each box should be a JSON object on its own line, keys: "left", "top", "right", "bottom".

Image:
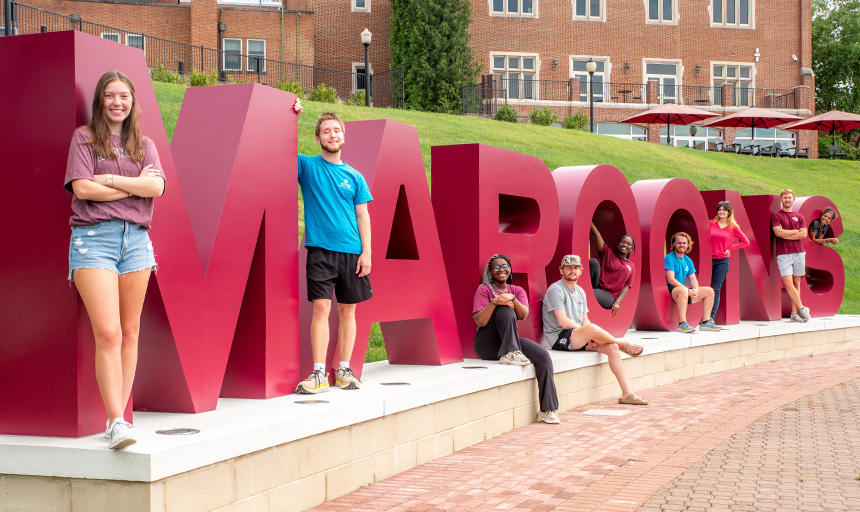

{"left": 538, "top": 410, "right": 560, "bottom": 424}
{"left": 108, "top": 419, "right": 136, "bottom": 450}
{"left": 335, "top": 367, "right": 361, "bottom": 390}
{"left": 790, "top": 312, "right": 803, "bottom": 322}
{"left": 500, "top": 351, "right": 531, "bottom": 366}
{"left": 295, "top": 369, "right": 329, "bottom": 394}
{"left": 798, "top": 306, "right": 811, "bottom": 322}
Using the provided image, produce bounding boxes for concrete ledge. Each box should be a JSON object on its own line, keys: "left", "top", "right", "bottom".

{"left": 2, "top": 315, "right": 859, "bottom": 512}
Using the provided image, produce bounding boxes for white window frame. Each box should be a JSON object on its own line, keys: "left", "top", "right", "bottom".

{"left": 125, "top": 34, "right": 145, "bottom": 51}
{"left": 572, "top": 0, "right": 604, "bottom": 21}
{"left": 711, "top": 61, "right": 755, "bottom": 107}
{"left": 0, "top": 27, "right": 18, "bottom": 36}
{"left": 570, "top": 56, "right": 610, "bottom": 102}
{"left": 644, "top": 0, "right": 677, "bottom": 24}
{"left": 100, "top": 32, "right": 120, "bottom": 43}
{"left": 490, "top": 52, "right": 540, "bottom": 100}
{"left": 489, "top": 0, "right": 538, "bottom": 18}
{"left": 660, "top": 126, "right": 723, "bottom": 147}
{"left": 246, "top": 39, "right": 266, "bottom": 73}
{"left": 734, "top": 127, "right": 794, "bottom": 150}
{"left": 643, "top": 59, "right": 682, "bottom": 104}
{"left": 223, "top": 38, "right": 243, "bottom": 73}
{"left": 352, "top": 0, "right": 371, "bottom": 12}
{"left": 352, "top": 62, "right": 373, "bottom": 93}
{"left": 710, "top": 0, "right": 754, "bottom": 28}
{"left": 597, "top": 123, "right": 647, "bottom": 141}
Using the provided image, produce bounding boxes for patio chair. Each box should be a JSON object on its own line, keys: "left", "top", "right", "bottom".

{"left": 739, "top": 143, "right": 761, "bottom": 156}
{"left": 759, "top": 142, "right": 782, "bottom": 157}
{"left": 828, "top": 145, "right": 847, "bottom": 159}
{"left": 714, "top": 137, "right": 740, "bottom": 153}
{"left": 781, "top": 143, "right": 809, "bottom": 158}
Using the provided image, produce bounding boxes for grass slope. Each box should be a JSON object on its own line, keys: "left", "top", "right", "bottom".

{"left": 154, "top": 82, "right": 859, "bottom": 361}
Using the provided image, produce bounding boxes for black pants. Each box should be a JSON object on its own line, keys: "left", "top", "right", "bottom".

{"left": 589, "top": 258, "right": 615, "bottom": 309}
{"left": 474, "top": 306, "right": 559, "bottom": 412}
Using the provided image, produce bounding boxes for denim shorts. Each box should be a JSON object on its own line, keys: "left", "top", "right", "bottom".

{"left": 68, "top": 220, "right": 157, "bottom": 281}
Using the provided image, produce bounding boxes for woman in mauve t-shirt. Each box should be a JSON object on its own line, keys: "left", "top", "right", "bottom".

{"left": 708, "top": 201, "right": 749, "bottom": 323}
{"left": 64, "top": 71, "right": 165, "bottom": 450}
{"left": 472, "top": 254, "right": 560, "bottom": 424}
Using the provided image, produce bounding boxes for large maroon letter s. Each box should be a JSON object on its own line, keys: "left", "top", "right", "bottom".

{"left": 433, "top": 144, "right": 559, "bottom": 356}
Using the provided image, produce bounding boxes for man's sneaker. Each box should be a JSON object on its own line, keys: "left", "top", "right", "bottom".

{"left": 676, "top": 321, "right": 695, "bottom": 333}
{"left": 335, "top": 367, "right": 361, "bottom": 390}
{"left": 295, "top": 370, "right": 329, "bottom": 394}
{"left": 538, "top": 410, "right": 561, "bottom": 424}
{"left": 798, "top": 307, "right": 811, "bottom": 322}
{"left": 108, "top": 419, "right": 136, "bottom": 450}
{"left": 790, "top": 312, "right": 803, "bottom": 322}
{"left": 500, "top": 351, "right": 531, "bottom": 366}
{"left": 699, "top": 319, "right": 722, "bottom": 332}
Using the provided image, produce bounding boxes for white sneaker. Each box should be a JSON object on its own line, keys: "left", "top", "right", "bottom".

{"left": 500, "top": 351, "right": 531, "bottom": 366}
{"left": 295, "top": 369, "right": 329, "bottom": 394}
{"left": 790, "top": 312, "right": 803, "bottom": 322}
{"left": 539, "top": 410, "right": 560, "bottom": 424}
{"left": 108, "top": 419, "right": 136, "bottom": 450}
{"left": 335, "top": 367, "right": 361, "bottom": 390}
{"left": 798, "top": 307, "right": 811, "bottom": 322}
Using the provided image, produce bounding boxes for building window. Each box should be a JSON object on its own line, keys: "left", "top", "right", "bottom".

{"left": 247, "top": 39, "right": 265, "bottom": 72}
{"left": 571, "top": 58, "right": 607, "bottom": 102}
{"left": 352, "top": 0, "right": 370, "bottom": 12}
{"left": 492, "top": 53, "right": 538, "bottom": 99}
{"left": 491, "top": 0, "right": 535, "bottom": 17}
{"left": 645, "top": 61, "right": 679, "bottom": 103}
{"left": 713, "top": 0, "right": 752, "bottom": 26}
{"left": 573, "top": 0, "right": 603, "bottom": 20}
{"left": 734, "top": 128, "right": 794, "bottom": 150}
{"left": 352, "top": 62, "right": 373, "bottom": 92}
{"left": 597, "top": 123, "right": 647, "bottom": 141}
{"left": 713, "top": 63, "right": 753, "bottom": 106}
{"left": 101, "top": 33, "right": 120, "bottom": 43}
{"left": 126, "top": 34, "right": 144, "bottom": 51}
{"left": 660, "top": 126, "right": 723, "bottom": 147}
{"left": 0, "top": 27, "right": 18, "bottom": 36}
{"left": 647, "top": 0, "right": 675, "bottom": 23}
{"left": 223, "top": 38, "right": 243, "bottom": 73}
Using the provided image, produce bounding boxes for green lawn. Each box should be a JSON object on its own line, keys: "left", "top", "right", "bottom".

{"left": 153, "top": 82, "right": 859, "bottom": 362}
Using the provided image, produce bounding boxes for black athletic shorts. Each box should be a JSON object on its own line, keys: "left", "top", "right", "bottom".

{"left": 551, "top": 328, "right": 589, "bottom": 352}
{"left": 306, "top": 247, "right": 373, "bottom": 304}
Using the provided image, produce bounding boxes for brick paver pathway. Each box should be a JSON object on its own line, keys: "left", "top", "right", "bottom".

{"left": 308, "top": 351, "right": 860, "bottom": 512}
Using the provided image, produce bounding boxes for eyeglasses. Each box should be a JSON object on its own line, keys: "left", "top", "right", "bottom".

{"left": 492, "top": 264, "right": 510, "bottom": 271}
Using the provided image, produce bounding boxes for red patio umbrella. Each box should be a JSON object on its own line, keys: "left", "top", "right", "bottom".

{"left": 621, "top": 103, "right": 719, "bottom": 146}
{"left": 705, "top": 107, "right": 803, "bottom": 142}
{"left": 783, "top": 110, "right": 860, "bottom": 145}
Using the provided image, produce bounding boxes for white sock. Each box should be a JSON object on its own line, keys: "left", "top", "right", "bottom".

{"left": 313, "top": 363, "right": 326, "bottom": 373}
{"left": 339, "top": 361, "right": 349, "bottom": 369}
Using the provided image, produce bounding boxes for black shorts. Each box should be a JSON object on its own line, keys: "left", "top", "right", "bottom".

{"left": 551, "top": 328, "right": 589, "bottom": 352}
{"left": 306, "top": 247, "right": 373, "bottom": 304}
{"left": 668, "top": 285, "right": 693, "bottom": 304}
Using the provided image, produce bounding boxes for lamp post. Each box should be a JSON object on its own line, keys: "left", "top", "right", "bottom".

{"left": 361, "top": 28, "right": 372, "bottom": 107}
{"left": 586, "top": 58, "right": 597, "bottom": 133}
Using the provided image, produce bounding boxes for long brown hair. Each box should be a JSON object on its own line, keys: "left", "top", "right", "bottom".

{"left": 713, "top": 201, "right": 738, "bottom": 229}
{"left": 82, "top": 71, "right": 144, "bottom": 162}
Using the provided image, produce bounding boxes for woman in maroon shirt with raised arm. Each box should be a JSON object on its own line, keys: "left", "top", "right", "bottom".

{"left": 589, "top": 223, "right": 636, "bottom": 317}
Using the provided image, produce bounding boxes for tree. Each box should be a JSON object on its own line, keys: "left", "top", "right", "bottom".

{"left": 812, "top": 0, "right": 860, "bottom": 116}
{"left": 390, "top": 0, "right": 482, "bottom": 113}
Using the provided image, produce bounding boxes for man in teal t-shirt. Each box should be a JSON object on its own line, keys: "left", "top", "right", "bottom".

{"left": 664, "top": 232, "right": 720, "bottom": 333}
{"left": 293, "top": 104, "right": 373, "bottom": 394}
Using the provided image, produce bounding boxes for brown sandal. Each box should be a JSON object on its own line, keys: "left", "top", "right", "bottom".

{"left": 618, "top": 393, "right": 648, "bottom": 405}
{"left": 620, "top": 341, "right": 643, "bottom": 357}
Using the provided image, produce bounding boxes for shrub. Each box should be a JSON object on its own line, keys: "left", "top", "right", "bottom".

{"left": 818, "top": 135, "right": 857, "bottom": 160}
{"left": 529, "top": 107, "right": 557, "bottom": 126}
{"left": 188, "top": 69, "right": 219, "bottom": 87}
{"left": 308, "top": 83, "right": 338, "bottom": 103}
{"left": 346, "top": 90, "right": 370, "bottom": 106}
{"left": 150, "top": 63, "right": 185, "bottom": 84}
{"left": 276, "top": 76, "right": 305, "bottom": 96}
{"left": 562, "top": 112, "right": 589, "bottom": 131}
{"left": 495, "top": 103, "right": 518, "bottom": 123}
{"left": 227, "top": 76, "right": 251, "bottom": 85}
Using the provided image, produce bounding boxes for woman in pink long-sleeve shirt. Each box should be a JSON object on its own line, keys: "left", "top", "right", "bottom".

{"left": 708, "top": 201, "right": 750, "bottom": 323}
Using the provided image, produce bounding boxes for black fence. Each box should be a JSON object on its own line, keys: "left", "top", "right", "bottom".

{"left": 463, "top": 76, "right": 800, "bottom": 115}
{"left": 2, "top": 1, "right": 405, "bottom": 108}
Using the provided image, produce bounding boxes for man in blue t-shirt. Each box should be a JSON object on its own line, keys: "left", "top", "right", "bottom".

{"left": 664, "top": 232, "right": 720, "bottom": 333}
{"left": 293, "top": 102, "right": 373, "bottom": 394}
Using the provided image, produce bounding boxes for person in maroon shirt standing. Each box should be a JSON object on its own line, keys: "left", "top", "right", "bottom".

{"left": 771, "top": 189, "right": 810, "bottom": 323}
{"left": 64, "top": 71, "right": 166, "bottom": 449}
{"left": 588, "top": 223, "right": 635, "bottom": 317}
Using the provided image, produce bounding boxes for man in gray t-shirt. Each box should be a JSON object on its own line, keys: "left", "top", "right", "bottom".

{"left": 541, "top": 255, "right": 649, "bottom": 405}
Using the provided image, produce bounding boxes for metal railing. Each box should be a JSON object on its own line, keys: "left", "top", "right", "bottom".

{"left": 462, "top": 76, "right": 800, "bottom": 114}
{"left": 3, "top": 1, "right": 405, "bottom": 108}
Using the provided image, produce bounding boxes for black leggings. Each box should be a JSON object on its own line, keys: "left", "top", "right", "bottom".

{"left": 474, "top": 306, "right": 559, "bottom": 412}
{"left": 589, "top": 258, "right": 615, "bottom": 309}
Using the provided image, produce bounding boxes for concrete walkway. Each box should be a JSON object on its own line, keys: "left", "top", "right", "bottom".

{"left": 307, "top": 350, "right": 860, "bottom": 512}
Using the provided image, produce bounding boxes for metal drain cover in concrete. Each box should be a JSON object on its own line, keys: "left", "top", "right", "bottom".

{"left": 581, "top": 409, "right": 631, "bottom": 417}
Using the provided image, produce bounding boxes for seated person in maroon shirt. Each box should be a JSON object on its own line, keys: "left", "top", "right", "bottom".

{"left": 588, "top": 223, "right": 636, "bottom": 317}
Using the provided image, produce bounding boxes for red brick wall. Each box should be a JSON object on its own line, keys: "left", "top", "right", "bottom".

{"left": 308, "top": 0, "right": 391, "bottom": 72}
